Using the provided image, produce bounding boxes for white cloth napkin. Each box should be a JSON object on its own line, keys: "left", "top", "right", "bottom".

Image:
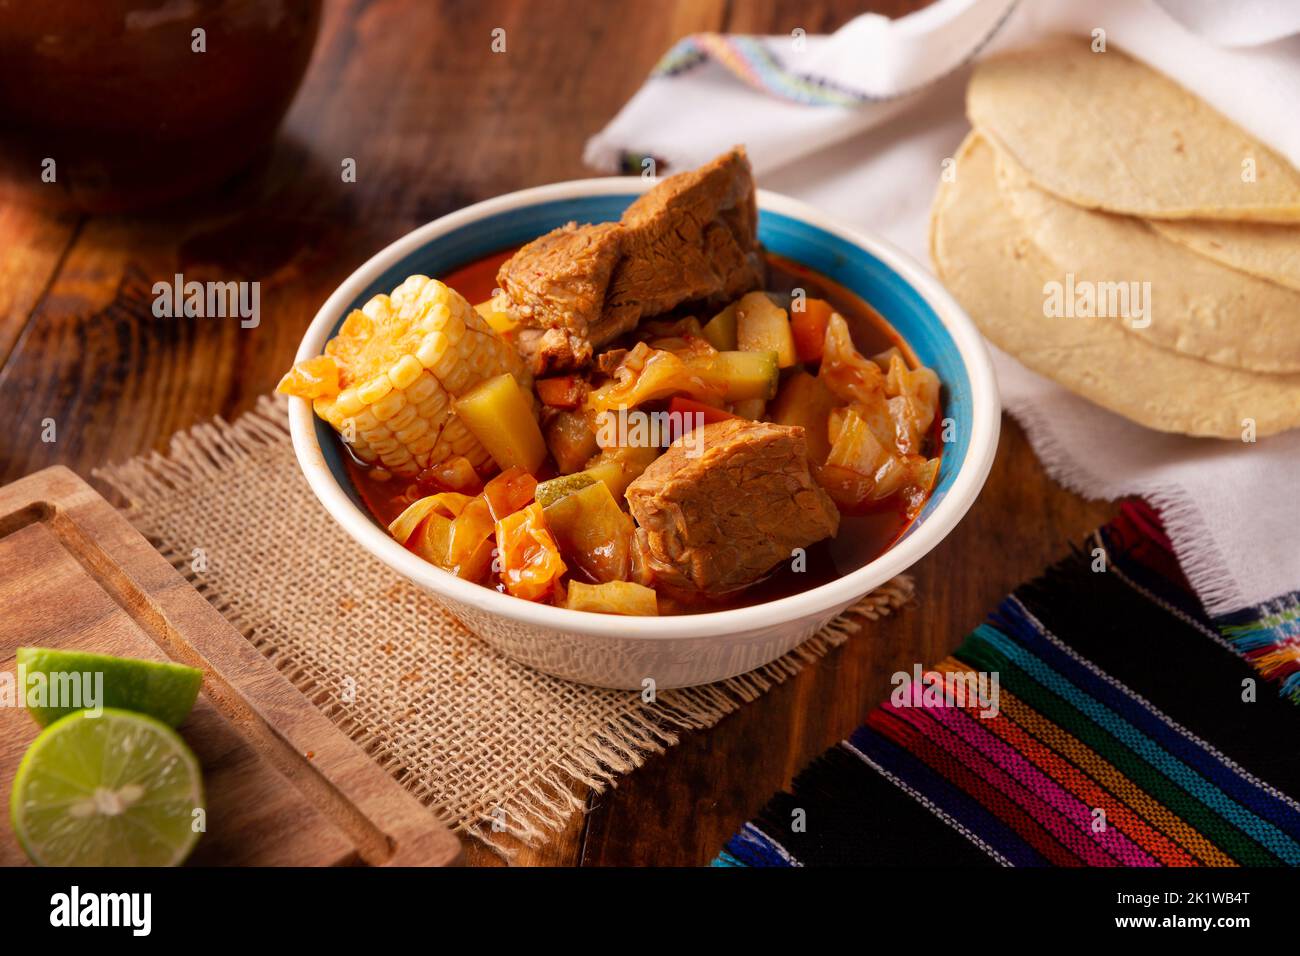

{"left": 586, "top": 0, "right": 1300, "bottom": 623}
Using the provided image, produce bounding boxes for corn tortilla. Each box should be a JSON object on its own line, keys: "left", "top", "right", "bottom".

{"left": 968, "top": 41, "right": 1300, "bottom": 223}
{"left": 1147, "top": 219, "right": 1300, "bottom": 293}
{"left": 990, "top": 143, "right": 1300, "bottom": 373}
{"left": 930, "top": 134, "right": 1300, "bottom": 439}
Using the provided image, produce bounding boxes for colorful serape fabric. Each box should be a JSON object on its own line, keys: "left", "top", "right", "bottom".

{"left": 1217, "top": 593, "right": 1300, "bottom": 704}
{"left": 1117, "top": 502, "right": 1300, "bottom": 705}
{"left": 716, "top": 503, "right": 1300, "bottom": 867}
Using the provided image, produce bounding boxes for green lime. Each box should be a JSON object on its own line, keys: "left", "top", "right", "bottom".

{"left": 10, "top": 708, "right": 204, "bottom": 866}
{"left": 17, "top": 647, "right": 202, "bottom": 728}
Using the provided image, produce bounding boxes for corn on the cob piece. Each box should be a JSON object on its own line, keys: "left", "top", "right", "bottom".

{"left": 278, "top": 275, "right": 531, "bottom": 477}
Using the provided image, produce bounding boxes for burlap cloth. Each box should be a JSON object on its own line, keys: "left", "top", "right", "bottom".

{"left": 94, "top": 395, "right": 914, "bottom": 857}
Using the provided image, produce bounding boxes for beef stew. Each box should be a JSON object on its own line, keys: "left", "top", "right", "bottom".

{"left": 280, "top": 150, "right": 943, "bottom": 616}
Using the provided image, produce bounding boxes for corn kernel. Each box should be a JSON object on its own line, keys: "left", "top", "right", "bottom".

{"left": 371, "top": 388, "right": 407, "bottom": 422}
{"left": 416, "top": 333, "right": 449, "bottom": 369}
{"left": 440, "top": 310, "right": 464, "bottom": 344}
{"left": 358, "top": 374, "right": 392, "bottom": 404}
{"left": 406, "top": 429, "right": 439, "bottom": 457}
{"left": 405, "top": 369, "right": 442, "bottom": 404}
{"left": 379, "top": 448, "right": 414, "bottom": 470}
{"left": 362, "top": 296, "right": 394, "bottom": 322}
{"left": 387, "top": 403, "right": 419, "bottom": 432}
{"left": 393, "top": 416, "right": 430, "bottom": 444}
{"left": 332, "top": 388, "right": 364, "bottom": 418}
{"left": 367, "top": 435, "right": 401, "bottom": 456}
{"left": 388, "top": 354, "right": 423, "bottom": 390}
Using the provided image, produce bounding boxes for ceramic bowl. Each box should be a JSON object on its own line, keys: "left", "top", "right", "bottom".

{"left": 287, "top": 177, "right": 1000, "bottom": 688}
{"left": 0, "top": 0, "right": 321, "bottom": 212}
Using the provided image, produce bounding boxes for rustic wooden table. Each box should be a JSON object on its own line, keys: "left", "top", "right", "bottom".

{"left": 0, "top": 0, "right": 1115, "bottom": 865}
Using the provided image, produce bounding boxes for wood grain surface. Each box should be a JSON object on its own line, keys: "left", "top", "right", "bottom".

{"left": 0, "top": 0, "right": 1116, "bottom": 866}
{"left": 0, "top": 466, "right": 461, "bottom": 866}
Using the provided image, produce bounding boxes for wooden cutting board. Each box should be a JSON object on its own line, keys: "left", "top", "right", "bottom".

{"left": 0, "top": 466, "right": 461, "bottom": 866}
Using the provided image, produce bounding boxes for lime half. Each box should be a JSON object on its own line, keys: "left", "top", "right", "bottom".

{"left": 17, "top": 647, "right": 202, "bottom": 728}
{"left": 10, "top": 708, "right": 205, "bottom": 866}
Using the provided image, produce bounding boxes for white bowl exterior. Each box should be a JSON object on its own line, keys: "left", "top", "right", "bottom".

{"left": 288, "top": 177, "right": 1000, "bottom": 688}
{"left": 438, "top": 592, "right": 848, "bottom": 689}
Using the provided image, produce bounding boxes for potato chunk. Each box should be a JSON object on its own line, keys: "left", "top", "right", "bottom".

{"left": 454, "top": 373, "right": 547, "bottom": 474}
{"left": 735, "top": 291, "right": 796, "bottom": 367}
{"left": 565, "top": 581, "right": 659, "bottom": 616}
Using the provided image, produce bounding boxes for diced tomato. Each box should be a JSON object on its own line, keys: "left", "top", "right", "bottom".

{"left": 666, "top": 396, "right": 736, "bottom": 442}
{"left": 535, "top": 375, "right": 585, "bottom": 409}
{"left": 416, "top": 455, "right": 483, "bottom": 497}
{"left": 482, "top": 466, "right": 538, "bottom": 521}
{"left": 791, "top": 298, "right": 834, "bottom": 364}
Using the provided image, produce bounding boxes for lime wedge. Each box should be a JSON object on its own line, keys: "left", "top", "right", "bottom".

{"left": 17, "top": 647, "right": 202, "bottom": 728}
{"left": 10, "top": 709, "right": 204, "bottom": 866}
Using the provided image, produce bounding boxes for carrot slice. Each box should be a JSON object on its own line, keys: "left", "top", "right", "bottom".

{"left": 667, "top": 396, "right": 736, "bottom": 442}
{"left": 791, "top": 298, "right": 834, "bottom": 364}
{"left": 535, "top": 376, "right": 585, "bottom": 409}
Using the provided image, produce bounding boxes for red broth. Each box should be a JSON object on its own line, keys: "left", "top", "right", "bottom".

{"left": 343, "top": 247, "right": 942, "bottom": 614}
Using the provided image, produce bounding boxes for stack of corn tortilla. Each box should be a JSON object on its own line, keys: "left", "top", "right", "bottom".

{"left": 931, "top": 39, "right": 1300, "bottom": 439}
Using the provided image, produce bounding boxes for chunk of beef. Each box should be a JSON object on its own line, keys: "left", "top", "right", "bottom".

{"left": 611, "top": 148, "right": 763, "bottom": 327}
{"left": 625, "top": 419, "right": 839, "bottom": 594}
{"left": 499, "top": 221, "right": 626, "bottom": 373}
{"left": 496, "top": 148, "right": 764, "bottom": 374}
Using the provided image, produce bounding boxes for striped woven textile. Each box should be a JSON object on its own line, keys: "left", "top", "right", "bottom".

{"left": 716, "top": 502, "right": 1300, "bottom": 867}
{"left": 652, "top": 34, "right": 866, "bottom": 107}
{"left": 644, "top": 6, "right": 1021, "bottom": 110}
{"left": 1217, "top": 594, "right": 1300, "bottom": 705}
